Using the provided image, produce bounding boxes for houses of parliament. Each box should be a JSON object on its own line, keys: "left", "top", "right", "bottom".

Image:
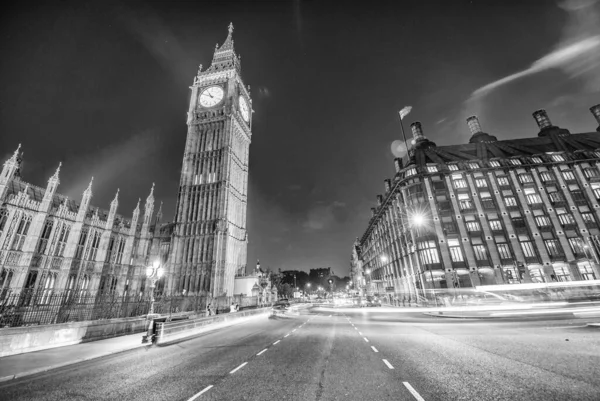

{"left": 0, "top": 24, "right": 251, "bottom": 298}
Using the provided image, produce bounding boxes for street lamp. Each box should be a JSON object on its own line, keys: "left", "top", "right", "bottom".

{"left": 146, "top": 260, "right": 165, "bottom": 316}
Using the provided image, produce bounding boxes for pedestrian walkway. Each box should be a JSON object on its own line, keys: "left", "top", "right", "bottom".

{"left": 0, "top": 332, "right": 146, "bottom": 382}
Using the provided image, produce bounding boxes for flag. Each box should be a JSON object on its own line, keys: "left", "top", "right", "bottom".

{"left": 399, "top": 106, "right": 412, "bottom": 120}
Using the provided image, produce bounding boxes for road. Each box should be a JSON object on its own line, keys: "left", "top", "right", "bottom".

{"left": 1, "top": 306, "right": 599, "bottom": 401}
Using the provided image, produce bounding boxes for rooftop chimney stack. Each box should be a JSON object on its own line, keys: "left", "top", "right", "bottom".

{"left": 384, "top": 179, "right": 392, "bottom": 193}
{"left": 532, "top": 109, "right": 553, "bottom": 130}
{"left": 376, "top": 195, "right": 383, "bottom": 207}
{"left": 466, "top": 116, "right": 482, "bottom": 135}
{"left": 371, "top": 208, "right": 376, "bottom": 217}
{"left": 591, "top": 104, "right": 600, "bottom": 131}
{"left": 394, "top": 158, "right": 403, "bottom": 173}
{"left": 410, "top": 122, "right": 425, "bottom": 142}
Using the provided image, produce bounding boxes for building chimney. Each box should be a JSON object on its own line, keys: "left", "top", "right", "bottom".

{"left": 410, "top": 122, "right": 425, "bottom": 142}
{"left": 591, "top": 104, "right": 600, "bottom": 131}
{"left": 384, "top": 179, "right": 392, "bottom": 193}
{"left": 532, "top": 109, "right": 553, "bottom": 130}
{"left": 371, "top": 207, "right": 376, "bottom": 217}
{"left": 394, "top": 158, "right": 403, "bottom": 173}
{"left": 466, "top": 116, "right": 482, "bottom": 135}
{"left": 376, "top": 195, "right": 383, "bottom": 206}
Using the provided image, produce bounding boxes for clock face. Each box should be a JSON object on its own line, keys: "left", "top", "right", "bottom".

{"left": 239, "top": 96, "right": 250, "bottom": 122}
{"left": 199, "top": 86, "right": 224, "bottom": 108}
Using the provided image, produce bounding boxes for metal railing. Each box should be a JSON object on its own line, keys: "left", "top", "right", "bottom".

{"left": 0, "top": 290, "right": 263, "bottom": 328}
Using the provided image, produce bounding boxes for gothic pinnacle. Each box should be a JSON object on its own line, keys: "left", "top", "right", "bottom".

{"left": 50, "top": 162, "right": 61, "bottom": 181}
{"left": 111, "top": 188, "right": 119, "bottom": 205}
{"left": 228, "top": 22, "right": 234, "bottom": 35}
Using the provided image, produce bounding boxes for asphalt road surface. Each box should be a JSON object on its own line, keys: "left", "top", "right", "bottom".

{"left": 1, "top": 306, "right": 599, "bottom": 401}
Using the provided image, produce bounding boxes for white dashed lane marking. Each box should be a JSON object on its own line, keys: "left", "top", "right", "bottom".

{"left": 256, "top": 349, "right": 268, "bottom": 356}
{"left": 382, "top": 359, "right": 394, "bottom": 369}
{"left": 188, "top": 385, "right": 213, "bottom": 401}
{"left": 358, "top": 331, "right": 363, "bottom": 335}
{"left": 229, "top": 362, "right": 248, "bottom": 374}
{"left": 284, "top": 334, "right": 290, "bottom": 337}
{"left": 273, "top": 340, "right": 281, "bottom": 345}
{"left": 403, "top": 382, "right": 426, "bottom": 401}
{"left": 364, "top": 337, "right": 369, "bottom": 343}
{"left": 371, "top": 346, "right": 378, "bottom": 353}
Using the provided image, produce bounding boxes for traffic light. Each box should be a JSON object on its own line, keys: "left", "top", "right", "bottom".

{"left": 328, "top": 279, "right": 333, "bottom": 285}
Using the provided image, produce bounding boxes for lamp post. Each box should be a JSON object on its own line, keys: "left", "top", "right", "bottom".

{"left": 143, "top": 260, "right": 164, "bottom": 344}
{"left": 146, "top": 260, "right": 165, "bottom": 316}
{"left": 409, "top": 212, "right": 438, "bottom": 307}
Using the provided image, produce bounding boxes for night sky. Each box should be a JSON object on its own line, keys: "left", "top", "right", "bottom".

{"left": 1, "top": 0, "right": 599, "bottom": 275}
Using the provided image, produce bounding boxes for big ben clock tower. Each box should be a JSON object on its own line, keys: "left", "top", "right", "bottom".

{"left": 170, "top": 23, "right": 251, "bottom": 297}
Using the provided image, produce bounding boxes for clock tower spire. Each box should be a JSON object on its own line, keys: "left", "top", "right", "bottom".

{"left": 170, "top": 23, "right": 252, "bottom": 297}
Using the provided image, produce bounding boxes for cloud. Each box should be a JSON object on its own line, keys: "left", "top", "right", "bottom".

{"left": 470, "top": 0, "right": 600, "bottom": 99}
{"left": 288, "top": 184, "right": 302, "bottom": 191}
{"left": 60, "top": 128, "right": 162, "bottom": 199}
{"left": 302, "top": 201, "right": 347, "bottom": 231}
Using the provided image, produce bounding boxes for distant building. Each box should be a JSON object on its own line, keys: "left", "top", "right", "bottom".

{"left": 356, "top": 105, "right": 600, "bottom": 303}
{"left": 309, "top": 267, "right": 332, "bottom": 278}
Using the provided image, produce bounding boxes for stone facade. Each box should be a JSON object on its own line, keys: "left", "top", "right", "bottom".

{"left": 168, "top": 23, "right": 251, "bottom": 297}
{"left": 0, "top": 24, "right": 252, "bottom": 299}
{"left": 0, "top": 146, "right": 163, "bottom": 299}
{"left": 356, "top": 105, "right": 600, "bottom": 302}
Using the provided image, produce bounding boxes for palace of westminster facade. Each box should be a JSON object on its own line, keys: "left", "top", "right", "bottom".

{"left": 353, "top": 105, "right": 600, "bottom": 301}
{"left": 0, "top": 24, "right": 251, "bottom": 298}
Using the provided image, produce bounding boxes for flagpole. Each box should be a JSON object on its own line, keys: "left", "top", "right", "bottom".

{"left": 397, "top": 110, "right": 410, "bottom": 166}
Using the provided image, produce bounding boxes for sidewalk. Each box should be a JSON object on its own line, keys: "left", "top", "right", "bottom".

{"left": 0, "top": 332, "right": 146, "bottom": 382}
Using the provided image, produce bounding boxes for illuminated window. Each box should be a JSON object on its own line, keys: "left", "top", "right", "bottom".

{"left": 475, "top": 178, "right": 487, "bottom": 188}
{"left": 520, "top": 237, "right": 536, "bottom": 258}
{"left": 489, "top": 160, "right": 501, "bottom": 167}
{"left": 466, "top": 221, "right": 481, "bottom": 231}
{"left": 504, "top": 196, "right": 518, "bottom": 207}
{"left": 568, "top": 238, "right": 586, "bottom": 255}
{"left": 489, "top": 220, "right": 503, "bottom": 231}
{"left": 539, "top": 171, "right": 554, "bottom": 182}
{"left": 447, "top": 239, "right": 464, "bottom": 262}
{"left": 497, "top": 176, "right": 510, "bottom": 186}
{"left": 519, "top": 174, "right": 534, "bottom": 184}
{"left": 556, "top": 208, "right": 576, "bottom": 225}
{"left": 592, "top": 183, "right": 600, "bottom": 199}
{"left": 544, "top": 240, "right": 562, "bottom": 257}
{"left": 458, "top": 193, "right": 473, "bottom": 210}
{"left": 582, "top": 213, "right": 596, "bottom": 224}
{"left": 531, "top": 157, "right": 543, "bottom": 163}
{"left": 584, "top": 168, "right": 599, "bottom": 179}
{"left": 497, "top": 243, "right": 512, "bottom": 259}
{"left": 417, "top": 240, "right": 440, "bottom": 265}
{"left": 427, "top": 166, "right": 438, "bottom": 173}
{"left": 473, "top": 245, "right": 488, "bottom": 261}
{"left": 535, "top": 215, "right": 552, "bottom": 227}
{"left": 551, "top": 154, "right": 565, "bottom": 162}
{"left": 448, "top": 164, "right": 459, "bottom": 171}
{"left": 562, "top": 171, "right": 576, "bottom": 181}
{"left": 509, "top": 159, "right": 522, "bottom": 166}
{"left": 524, "top": 188, "right": 542, "bottom": 204}
{"left": 467, "top": 162, "right": 479, "bottom": 169}
{"left": 405, "top": 168, "right": 417, "bottom": 177}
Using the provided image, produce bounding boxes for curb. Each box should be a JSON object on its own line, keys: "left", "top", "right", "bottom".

{"left": 0, "top": 342, "right": 148, "bottom": 383}
{"left": 423, "top": 312, "right": 492, "bottom": 319}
